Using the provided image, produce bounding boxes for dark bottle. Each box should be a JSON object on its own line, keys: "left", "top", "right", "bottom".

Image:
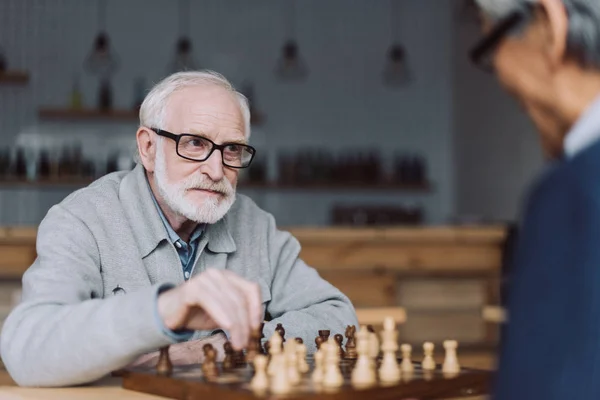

{"left": 98, "top": 79, "right": 113, "bottom": 111}
{"left": 37, "top": 150, "right": 51, "bottom": 179}
{"left": 14, "top": 148, "right": 27, "bottom": 179}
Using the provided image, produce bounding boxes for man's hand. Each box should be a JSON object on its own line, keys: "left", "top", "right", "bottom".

{"left": 128, "top": 334, "right": 229, "bottom": 368}
{"left": 157, "top": 269, "right": 262, "bottom": 350}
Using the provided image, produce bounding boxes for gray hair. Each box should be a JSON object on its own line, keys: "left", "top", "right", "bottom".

{"left": 475, "top": 0, "right": 600, "bottom": 69}
{"left": 139, "top": 70, "right": 251, "bottom": 139}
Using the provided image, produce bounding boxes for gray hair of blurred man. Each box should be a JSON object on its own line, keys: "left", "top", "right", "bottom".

{"left": 133, "top": 70, "right": 251, "bottom": 162}
{"left": 475, "top": 0, "right": 600, "bottom": 69}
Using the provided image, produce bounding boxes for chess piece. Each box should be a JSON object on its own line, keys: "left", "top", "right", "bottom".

{"left": 295, "top": 337, "right": 304, "bottom": 344}
{"left": 223, "top": 341, "right": 234, "bottom": 371}
{"left": 247, "top": 327, "right": 260, "bottom": 363}
{"left": 378, "top": 317, "right": 400, "bottom": 384}
{"left": 421, "top": 342, "right": 436, "bottom": 371}
{"left": 334, "top": 334, "right": 345, "bottom": 358}
{"left": 442, "top": 340, "right": 460, "bottom": 374}
{"left": 202, "top": 344, "right": 219, "bottom": 380}
{"left": 264, "top": 340, "right": 271, "bottom": 355}
{"left": 401, "top": 343, "right": 414, "bottom": 373}
{"left": 270, "top": 353, "right": 290, "bottom": 394}
{"left": 315, "top": 336, "right": 324, "bottom": 350}
{"left": 234, "top": 349, "right": 246, "bottom": 366}
{"left": 344, "top": 325, "right": 358, "bottom": 360}
{"left": 156, "top": 346, "right": 172, "bottom": 376}
{"left": 250, "top": 354, "right": 269, "bottom": 391}
{"left": 351, "top": 326, "right": 376, "bottom": 388}
{"left": 319, "top": 330, "right": 331, "bottom": 343}
{"left": 322, "top": 339, "right": 343, "bottom": 388}
{"left": 368, "top": 331, "right": 380, "bottom": 365}
{"left": 284, "top": 340, "right": 300, "bottom": 385}
{"left": 275, "top": 323, "right": 286, "bottom": 343}
{"left": 296, "top": 342, "right": 309, "bottom": 373}
{"left": 267, "top": 331, "right": 283, "bottom": 377}
{"left": 312, "top": 348, "right": 325, "bottom": 384}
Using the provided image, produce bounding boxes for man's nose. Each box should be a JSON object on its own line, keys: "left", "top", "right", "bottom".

{"left": 200, "top": 149, "right": 225, "bottom": 181}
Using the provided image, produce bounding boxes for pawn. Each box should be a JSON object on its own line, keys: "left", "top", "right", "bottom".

{"left": 442, "top": 340, "right": 460, "bottom": 374}
{"left": 202, "top": 344, "right": 219, "bottom": 380}
{"left": 156, "top": 346, "right": 172, "bottom": 376}
{"left": 368, "top": 332, "right": 380, "bottom": 365}
{"left": 250, "top": 355, "right": 269, "bottom": 391}
{"left": 312, "top": 348, "right": 325, "bottom": 384}
{"left": 276, "top": 323, "right": 286, "bottom": 343}
{"left": 421, "top": 342, "right": 436, "bottom": 371}
{"left": 400, "top": 344, "right": 414, "bottom": 373}
{"left": 223, "top": 341, "right": 234, "bottom": 371}
{"left": 315, "top": 336, "right": 324, "bottom": 350}
{"left": 334, "top": 334, "right": 345, "bottom": 359}
{"left": 296, "top": 342, "right": 310, "bottom": 373}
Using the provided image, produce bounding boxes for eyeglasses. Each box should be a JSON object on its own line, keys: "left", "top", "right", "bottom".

{"left": 152, "top": 128, "right": 256, "bottom": 169}
{"left": 469, "top": 4, "right": 534, "bottom": 72}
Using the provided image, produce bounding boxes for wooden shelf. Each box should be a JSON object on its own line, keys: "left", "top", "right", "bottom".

{"left": 240, "top": 181, "right": 432, "bottom": 192}
{"left": 38, "top": 108, "right": 138, "bottom": 121}
{"left": 0, "top": 71, "right": 29, "bottom": 84}
{"left": 0, "top": 178, "right": 93, "bottom": 189}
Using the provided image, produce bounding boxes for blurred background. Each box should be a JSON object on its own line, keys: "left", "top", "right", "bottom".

{"left": 0, "top": 0, "right": 544, "bottom": 382}
{"left": 0, "top": 0, "right": 543, "bottom": 227}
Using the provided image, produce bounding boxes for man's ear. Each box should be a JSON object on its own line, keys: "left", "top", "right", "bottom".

{"left": 538, "top": 0, "right": 569, "bottom": 69}
{"left": 136, "top": 127, "right": 157, "bottom": 172}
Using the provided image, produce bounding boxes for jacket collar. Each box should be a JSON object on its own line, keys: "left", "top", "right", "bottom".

{"left": 119, "top": 164, "right": 236, "bottom": 258}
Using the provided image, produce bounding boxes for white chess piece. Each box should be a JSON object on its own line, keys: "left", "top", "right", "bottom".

{"left": 267, "top": 331, "right": 283, "bottom": 377}
{"left": 285, "top": 340, "right": 301, "bottom": 385}
{"left": 250, "top": 355, "right": 269, "bottom": 391}
{"left": 270, "top": 353, "right": 290, "bottom": 394}
{"left": 400, "top": 343, "right": 414, "bottom": 373}
{"left": 312, "top": 348, "right": 325, "bottom": 384}
{"left": 442, "top": 340, "right": 460, "bottom": 374}
{"left": 322, "top": 338, "right": 343, "bottom": 388}
{"left": 351, "top": 325, "right": 377, "bottom": 388}
{"left": 378, "top": 317, "right": 400, "bottom": 383}
{"left": 296, "top": 343, "right": 309, "bottom": 373}
{"left": 421, "top": 342, "right": 436, "bottom": 371}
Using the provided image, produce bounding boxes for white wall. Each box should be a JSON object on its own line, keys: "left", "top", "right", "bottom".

{"left": 0, "top": 0, "right": 456, "bottom": 226}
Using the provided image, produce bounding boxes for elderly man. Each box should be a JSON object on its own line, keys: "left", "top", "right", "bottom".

{"left": 471, "top": 0, "right": 600, "bottom": 398}
{"left": 0, "top": 71, "right": 357, "bottom": 387}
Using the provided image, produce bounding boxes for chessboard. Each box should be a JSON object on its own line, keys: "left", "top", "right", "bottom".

{"left": 122, "top": 356, "right": 490, "bottom": 400}
{"left": 120, "top": 319, "right": 492, "bottom": 399}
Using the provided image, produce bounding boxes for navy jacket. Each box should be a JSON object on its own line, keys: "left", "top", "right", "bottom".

{"left": 495, "top": 138, "right": 600, "bottom": 399}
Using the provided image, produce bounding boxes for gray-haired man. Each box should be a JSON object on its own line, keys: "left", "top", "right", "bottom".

{"left": 0, "top": 71, "right": 358, "bottom": 387}
{"left": 470, "top": 0, "right": 600, "bottom": 398}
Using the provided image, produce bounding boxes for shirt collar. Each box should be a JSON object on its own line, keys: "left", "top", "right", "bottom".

{"left": 563, "top": 94, "right": 600, "bottom": 158}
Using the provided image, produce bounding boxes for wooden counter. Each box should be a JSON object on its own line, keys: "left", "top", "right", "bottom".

{"left": 0, "top": 225, "right": 508, "bottom": 347}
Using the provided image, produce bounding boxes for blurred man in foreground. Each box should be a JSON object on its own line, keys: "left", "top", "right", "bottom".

{"left": 471, "top": 0, "right": 600, "bottom": 398}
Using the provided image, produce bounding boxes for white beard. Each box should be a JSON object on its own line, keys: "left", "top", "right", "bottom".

{"left": 153, "top": 143, "right": 236, "bottom": 224}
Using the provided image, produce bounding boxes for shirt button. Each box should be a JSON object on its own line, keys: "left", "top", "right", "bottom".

{"left": 175, "top": 242, "right": 182, "bottom": 249}
{"left": 184, "top": 271, "right": 190, "bottom": 279}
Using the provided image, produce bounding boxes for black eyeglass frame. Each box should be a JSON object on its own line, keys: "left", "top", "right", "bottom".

{"left": 151, "top": 127, "right": 256, "bottom": 169}
{"left": 469, "top": 3, "right": 535, "bottom": 72}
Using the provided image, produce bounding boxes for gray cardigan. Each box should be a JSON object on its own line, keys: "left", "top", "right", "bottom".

{"left": 0, "top": 164, "right": 357, "bottom": 387}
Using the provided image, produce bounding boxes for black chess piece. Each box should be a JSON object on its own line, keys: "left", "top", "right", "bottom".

{"left": 334, "top": 333, "right": 345, "bottom": 358}
{"left": 223, "top": 341, "right": 234, "bottom": 371}
{"left": 156, "top": 346, "right": 172, "bottom": 376}
{"left": 275, "top": 323, "right": 286, "bottom": 343}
